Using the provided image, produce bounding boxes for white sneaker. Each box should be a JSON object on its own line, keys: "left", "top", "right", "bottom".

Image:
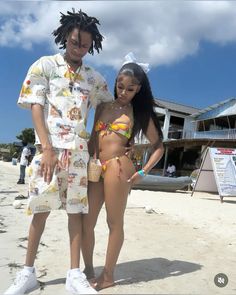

{"left": 66, "top": 269, "right": 97, "bottom": 294}
{"left": 4, "top": 268, "right": 38, "bottom": 295}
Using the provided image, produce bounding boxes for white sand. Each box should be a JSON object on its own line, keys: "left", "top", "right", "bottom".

{"left": 0, "top": 161, "right": 235, "bottom": 294}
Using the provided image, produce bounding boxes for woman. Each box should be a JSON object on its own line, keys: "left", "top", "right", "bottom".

{"left": 82, "top": 60, "right": 164, "bottom": 290}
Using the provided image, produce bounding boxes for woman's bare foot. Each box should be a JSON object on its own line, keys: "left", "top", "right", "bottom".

{"left": 95, "top": 269, "right": 115, "bottom": 291}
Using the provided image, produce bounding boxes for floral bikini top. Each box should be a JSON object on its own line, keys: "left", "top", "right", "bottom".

{"left": 95, "top": 120, "right": 132, "bottom": 139}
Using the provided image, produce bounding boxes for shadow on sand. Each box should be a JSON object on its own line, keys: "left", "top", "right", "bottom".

{"left": 37, "top": 278, "right": 65, "bottom": 291}
{"left": 96, "top": 257, "right": 202, "bottom": 285}
{"left": 203, "top": 197, "right": 236, "bottom": 204}
{"left": 36, "top": 257, "right": 202, "bottom": 290}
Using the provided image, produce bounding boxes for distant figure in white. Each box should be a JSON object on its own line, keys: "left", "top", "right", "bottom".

{"left": 17, "top": 141, "right": 31, "bottom": 184}
{"left": 166, "top": 163, "right": 176, "bottom": 177}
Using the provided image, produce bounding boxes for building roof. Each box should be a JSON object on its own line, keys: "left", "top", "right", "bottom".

{"left": 156, "top": 98, "right": 200, "bottom": 115}
{"left": 190, "top": 97, "right": 236, "bottom": 120}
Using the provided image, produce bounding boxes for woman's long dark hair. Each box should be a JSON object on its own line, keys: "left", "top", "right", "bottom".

{"left": 52, "top": 8, "right": 103, "bottom": 54}
{"left": 114, "top": 62, "right": 163, "bottom": 143}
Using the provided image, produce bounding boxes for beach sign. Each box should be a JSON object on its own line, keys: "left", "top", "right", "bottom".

{"left": 192, "top": 147, "right": 236, "bottom": 202}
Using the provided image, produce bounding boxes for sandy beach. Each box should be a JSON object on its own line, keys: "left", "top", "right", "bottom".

{"left": 0, "top": 160, "right": 235, "bottom": 295}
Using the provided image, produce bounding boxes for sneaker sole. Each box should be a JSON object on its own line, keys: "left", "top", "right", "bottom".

{"left": 25, "top": 281, "right": 39, "bottom": 294}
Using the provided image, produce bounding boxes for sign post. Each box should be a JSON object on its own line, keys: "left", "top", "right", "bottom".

{"left": 192, "top": 147, "right": 236, "bottom": 202}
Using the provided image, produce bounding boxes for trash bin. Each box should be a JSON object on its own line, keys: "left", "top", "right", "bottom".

{"left": 12, "top": 158, "right": 17, "bottom": 165}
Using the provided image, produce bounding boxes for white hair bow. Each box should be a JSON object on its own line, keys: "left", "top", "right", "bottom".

{"left": 123, "top": 52, "right": 150, "bottom": 73}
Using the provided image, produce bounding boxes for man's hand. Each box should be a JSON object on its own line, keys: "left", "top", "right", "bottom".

{"left": 40, "top": 149, "right": 58, "bottom": 184}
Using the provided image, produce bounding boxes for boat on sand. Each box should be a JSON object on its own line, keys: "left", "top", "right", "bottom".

{"left": 132, "top": 174, "right": 192, "bottom": 191}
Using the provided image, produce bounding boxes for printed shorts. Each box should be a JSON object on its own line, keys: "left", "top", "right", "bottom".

{"left": 26, "top": 147, "right": 89, "bottom": 215}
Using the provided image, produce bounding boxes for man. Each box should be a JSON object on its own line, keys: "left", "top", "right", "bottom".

{"left": 17, "top": 141, "right": 31, "bottom": 184}
{"left": 166, "top": 163, "right": 176, "bottom": 177}
{"left": 4, "top": 8, "right": 113, "bottom": 295}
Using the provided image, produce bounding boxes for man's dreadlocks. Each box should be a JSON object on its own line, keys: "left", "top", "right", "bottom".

{"left": 52, "top": 8, "right": 103, "bottom": 55}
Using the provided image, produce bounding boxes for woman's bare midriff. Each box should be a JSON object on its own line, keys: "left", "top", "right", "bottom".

{"left": 98, "top": 132, "right": 135, "bottom": 176}
{"left": 98, "top": 131, "right": 128, "bottom": 160}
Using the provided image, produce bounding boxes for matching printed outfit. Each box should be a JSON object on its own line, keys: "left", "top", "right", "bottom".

{"left": 18, "top": 53, "right": 113, "bottom": 215}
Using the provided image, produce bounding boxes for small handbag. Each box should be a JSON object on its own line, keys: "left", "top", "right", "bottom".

{"left": 88, "top": 158, "right": 102, "bottom": 182}
{"left": 87, "top": 123, "right": 102, "bottom": 182}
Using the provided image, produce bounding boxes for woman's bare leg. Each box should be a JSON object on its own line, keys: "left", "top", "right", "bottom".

{"left": 95, "top": 157, "right": 134, "bottom": 290}
{"left": 82, "top": 181, "right": 104, "bottom": 279}
{"left": 25, "top": 212, "right": 50, "bottom": 266}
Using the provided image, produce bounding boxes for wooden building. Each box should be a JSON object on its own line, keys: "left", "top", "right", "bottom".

{"left": 133, "top": 97, "right": 236, "bottom": 176}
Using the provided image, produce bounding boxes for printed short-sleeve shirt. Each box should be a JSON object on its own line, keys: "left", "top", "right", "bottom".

{"left": 18, "top": 53, "right": 113, "bottom": 149}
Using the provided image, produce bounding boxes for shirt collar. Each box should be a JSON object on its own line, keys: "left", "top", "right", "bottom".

{"left": 55, "top": 53, "right": 66, "bottom": 66}
{"left": 55, "top": 53, "right": 84, "bottom": 72}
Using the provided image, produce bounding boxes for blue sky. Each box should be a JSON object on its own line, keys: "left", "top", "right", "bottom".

{"left": 1, "top": 1, "right": 236, "bottom": 143}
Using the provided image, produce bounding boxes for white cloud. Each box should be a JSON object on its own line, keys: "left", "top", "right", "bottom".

{"left": 1, "top": 1, "right": 236, "bottom": 68}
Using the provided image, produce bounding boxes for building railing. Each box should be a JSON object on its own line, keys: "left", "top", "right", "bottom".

{"left": 136, "top": 128, "right": 236, "bottom": 142}
{"left": 183, "top": 128, "right": 236, "bottom": 140}
{"left": 167, "top": 130, "right": 183, "bottom": 139}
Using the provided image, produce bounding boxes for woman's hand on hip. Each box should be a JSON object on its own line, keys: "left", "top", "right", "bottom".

{"left": 127, "top": 171, "right": 144, "bottom": 185}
